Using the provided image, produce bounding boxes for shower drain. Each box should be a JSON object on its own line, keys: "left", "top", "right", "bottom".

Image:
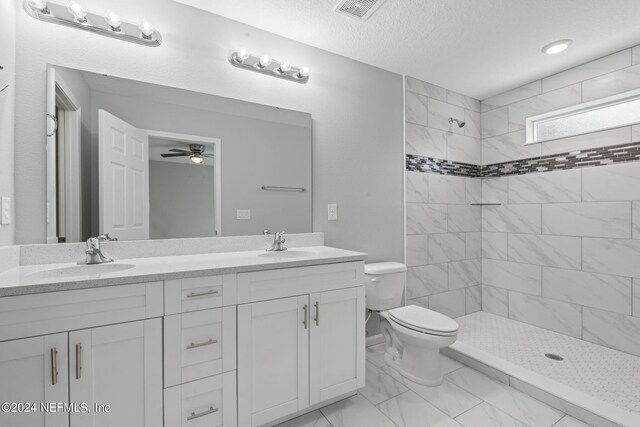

{"left": 545, "top": 353, "right": 564, "bottom": 361}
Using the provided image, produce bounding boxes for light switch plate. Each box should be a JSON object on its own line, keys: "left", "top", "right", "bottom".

{"left": 328, "top": 204, "right": 338, "bottom": 221}
{"left": 1, "top": 197, "right": 10, "bottom": 225}
{"left": 236, "top": 209, "right": 251, "bottom": 220}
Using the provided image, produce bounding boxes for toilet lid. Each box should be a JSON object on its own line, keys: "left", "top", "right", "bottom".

{"left": 389, "top": 305, "right": 459, "bottom": 335}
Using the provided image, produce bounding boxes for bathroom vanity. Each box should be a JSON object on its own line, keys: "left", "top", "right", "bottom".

{"left": 0, "top": 244, "right": 367, "bottom": 427}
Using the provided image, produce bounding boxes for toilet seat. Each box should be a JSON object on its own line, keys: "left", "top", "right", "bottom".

{"left": 388, "top": 305, "right": 458, "bottom": 337}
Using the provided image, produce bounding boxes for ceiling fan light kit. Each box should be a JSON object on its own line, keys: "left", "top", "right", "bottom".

{"left": 160, "top": 144, "right": 214, "bottom": 164}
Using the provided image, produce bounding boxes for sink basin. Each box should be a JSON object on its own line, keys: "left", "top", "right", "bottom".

{"left": 27, "top": 263, "right": 136, "bottom": 279}
{"left": 258, "top": 250, "right": 311, "bottom": 259}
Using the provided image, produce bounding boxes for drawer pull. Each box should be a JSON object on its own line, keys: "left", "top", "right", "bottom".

{"left": 187, "top": 406, "right": 219, "bottom": 421}
{"left": 186, "top": 339, "right": 218, "bottom": 350}
{"left": 50, "top": 348, "right": 58, "bottom": 385}
{"left": 186, "top": 290, "right": 219, "bottom": 298}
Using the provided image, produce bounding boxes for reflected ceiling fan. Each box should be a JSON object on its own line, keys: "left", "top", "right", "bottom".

{"left": 160, "top": 144, "right": 214, "bottom": 164}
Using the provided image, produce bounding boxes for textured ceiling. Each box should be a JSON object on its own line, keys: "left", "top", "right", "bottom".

{"left": 176, "top": 0, "right": 640, "bottom": 100}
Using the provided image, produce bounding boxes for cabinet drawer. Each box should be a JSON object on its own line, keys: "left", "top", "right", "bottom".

{"left": 237, "top": 261, "right": 364, "bottom": 304}
{"left": 164, "top": 371, "right": 237, "bottom": 427}
{"left": 0, "top": 282, "right": 163, "bottom": 342}
{"left": 165, "top": 274, "right": 237, "bottom": 315}
{"left": 164, "top": 306, "right": 236, "bottom": 387}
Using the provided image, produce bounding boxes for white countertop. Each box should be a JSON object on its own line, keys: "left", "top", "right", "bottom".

{"left": 0, "top": 246, "right": 367, "bottom": 297}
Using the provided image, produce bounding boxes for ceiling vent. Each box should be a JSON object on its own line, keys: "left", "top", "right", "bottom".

{"left": 335, "top": 0, "right": 387, "bottom": 21}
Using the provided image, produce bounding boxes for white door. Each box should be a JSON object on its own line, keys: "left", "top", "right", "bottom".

{"left": 238, "top": 296, "right": 309, "bottom": 427}
{"left": 0, "top": 333, "right": 69, "bottom": 427}
{"left": 309, "top": 287, "right": 365, "bottom": 406}
{"left": 69, "top": 319, "right": 163, "bottom": 427}
{"left": 99, "top": 110, "right": 149, "bottom": 240}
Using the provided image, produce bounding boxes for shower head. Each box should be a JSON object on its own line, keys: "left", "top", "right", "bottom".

{"left": 449, "top": 117, "right": 466, "bottom": 128}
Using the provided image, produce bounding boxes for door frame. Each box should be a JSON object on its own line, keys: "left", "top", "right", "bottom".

{"left": 144, "top": 130, "right": 222, "bottom": 237}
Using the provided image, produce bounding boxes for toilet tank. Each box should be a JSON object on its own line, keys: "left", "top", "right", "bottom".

{"left": 364, "top": 262, "right": 407, "bottom": 311}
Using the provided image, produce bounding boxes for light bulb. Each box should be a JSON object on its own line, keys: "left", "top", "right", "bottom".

{"left": 190, "top": 154, "right": 204, "bottom": 164}
{"left": 139, "top": 20, "right": 154, "bottom": 39}
{"left": 542, "top": 39, "right": 573, "bottom": 55}
{"left": 237, "top": 48, "right": 249, "bottom": 61}
{"left": 259, "top": 55, "right": 272, "bottom": 68}
{"left": 105, "top": 11, "right": 122, "bottom": 31}
{"left": 279, "top": 61, "right": 292, "bottom": 73}
{"left": 67, "top": 3, "right": 87, "bottom": 23}
{"left": 28, "top": 0, "right": 48, "bottom": 12}
{"left": 298, "top": 66, "right": 310, "bottom": 78}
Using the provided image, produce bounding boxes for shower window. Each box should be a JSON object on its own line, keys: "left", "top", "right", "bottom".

{"left": 525, "top": 88, "right": 640, "bottom": 144}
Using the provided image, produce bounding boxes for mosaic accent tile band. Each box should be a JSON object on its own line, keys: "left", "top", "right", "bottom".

{"left": 406, "top": 141, "right": 640, "bottom": 178}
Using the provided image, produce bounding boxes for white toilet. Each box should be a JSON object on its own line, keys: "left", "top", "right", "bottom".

{"left": 365, "top": 262, "right": 458, "bottom": 386}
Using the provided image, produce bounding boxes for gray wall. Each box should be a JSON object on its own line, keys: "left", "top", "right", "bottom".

{"left": 13, "top": 0, "right": 405, "bottom": 262}
{"left": 149, "top": 160, "right": 216, "bottom": 240}
{"left": 0, "top": 0, "right": 16, "bottom": 246}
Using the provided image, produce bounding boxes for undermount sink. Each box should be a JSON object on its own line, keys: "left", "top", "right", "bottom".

{"left": 258, "top": 250, "right": 311, "bottom": 259}
{"left": 27, "top": 263, "right": 136, "bottom": 279}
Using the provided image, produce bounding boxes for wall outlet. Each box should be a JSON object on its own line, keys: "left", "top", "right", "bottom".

{"left": 328, "top": 204, "right": 338, "bottom": 221}
{"left": 1, "top": 197, "right": 10, "bottom": 225}
{"left": 236, "top": 209, "right": 251, "bottom": 220}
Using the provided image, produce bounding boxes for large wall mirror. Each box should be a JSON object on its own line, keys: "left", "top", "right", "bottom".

{"left": 45, "top": 65, "right": 312, "bottom": 243}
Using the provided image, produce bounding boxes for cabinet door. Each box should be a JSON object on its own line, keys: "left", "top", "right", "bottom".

{"left": 309, "top": 287, "right": 365, "bottom": 406}
{"left": 0, "top": 334, "right": 68, "bottom": 427}
{"left": 238, "top": 296, "right": 309, "bottom": 427}
{"left": 69, "top": 319, "right": 163, "bottom": 427}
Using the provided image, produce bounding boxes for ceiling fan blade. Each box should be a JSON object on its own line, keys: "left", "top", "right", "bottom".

{"left": 203, "top": 154, "right": 215, "bottom": 158}
{"left": 169, "top": 148, "right": 191, "bottom": 153}
{"left": 161, "top": 153, "right": 189, "bottom": 157}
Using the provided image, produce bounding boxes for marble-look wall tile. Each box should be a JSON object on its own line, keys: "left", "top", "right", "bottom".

{"left": 582, "top": 63, "right": 640, "bottom": 101}
{"left": 508, "top": 233, "right": 582, "bottom": 270}
{"left": 508, "top": 292, "right": 582, "bottom": 338}
{"left": 481, "top": 106, "right": 509, "bottom": 138}
{"left": 482, "top": 232, "right": 508, "bottom": 260}
{"left": 405, "top": 171, "right": 429, "bottom": 203}
{"left": 481, "top": 178, "right": 508, "bottom": 204}
{"left": 429, "top": 174, "right": 467, "bottom": 204}
{"left": 465, "top": 232, "right": 482, "bottom": 259}
{"left": 464, "top": 110, "right": 481, "bottom": 139}
{"left": 583, "top": 307, "right": 640, "bottom": 356}
{"left": 482, "top": 130, "right": 541, "bottom": 164}
{"left": 406, "top": 123, "right": 447, "bottom": 159}
{"left": 634, "top": 124, "right": 640, "bottom": 142}
{"left": 447, "top": 133, "right": 481, "bottom": 165}
{"left": 482, "top": 285, "right": 509, "bottom": 317}
{"left": 408, "top": 296, "right": 429, "bottom": 309}
{"left": 482, "top": 204, "right": 541, "bottom": 234}
{"left": 448, "top": 205, "right": 481, "bottom": 232}
{"left": 634, "top": 46, "right": 640, "bottom": 65}
{"left": 543, "top": 267, "right": 632, "bottom": 315}
{"left": 449, "top": 259, "right": 481, "bottom": 289}
{"left": 583, "top": 162, "right": 640, "bottom": 201}
{"left": 583, "top": 238, "right": 640, "bottom": 278}
{"left": 429, "top": 288, "right": 466, "bottom": 318}
{"left": 542, "top": 50, "right": 631, "bottom": 93}
{"left": 429, "top": 98, "right": 465, "bottom": 135}
{"left": 406, "top": 91, "right": 428, "bottom": 126}
{"left": 465, "top": 178, "right": 482, "bottom": 204}
{"left": 540, "top": 127, "right": 631, "bottom": 156}
{"left": 482, "top": 81, "right": 542, "bottom": 112}
{"left": 465, "top": 285, "right": 482, "bottom": 314}
{"left": 508, "top": 84, "right": 582, "bottom": 132}
{"left": 406, "top": 203, "right": 448, "bottom": 234}
{"left": 542, "top": 202, "right": 632, "bottom": 238}
{"left": 406, "top": 76, "right": 447, "bottom": 101}
{"left": 634, "top": 202, "right": 640, "bottom": 239}
{"left": 482, "top": 259, "right": 542, "bottom": 295}
{"left": 406, "top": 234, "right": 429, "bottom": 267}
{"left": 508, "top": 169, "right": 581, "bottom": 204}
{"left": 407, "top": 264, "right": 448, "bottom": 299}
{"left": 447, "top": 90, "right": 481, "bottom": 112}
{"left": 634, "top": 279, "right": 640, "bottom": 317}
{"left": 429, "top": 233, "right": 466, "bottom": 264}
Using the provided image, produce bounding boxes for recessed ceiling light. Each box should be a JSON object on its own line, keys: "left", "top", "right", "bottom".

{"left": 542, "top": 39, "right": 573, "bottom": 55}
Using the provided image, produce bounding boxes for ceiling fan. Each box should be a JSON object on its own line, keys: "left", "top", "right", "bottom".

{"left": 160, "top": 144, "right": 214, "bottom": 164}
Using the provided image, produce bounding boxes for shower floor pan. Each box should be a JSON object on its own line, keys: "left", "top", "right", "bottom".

{"left": 443, "top": 311, "right": 640, "bottom": 427}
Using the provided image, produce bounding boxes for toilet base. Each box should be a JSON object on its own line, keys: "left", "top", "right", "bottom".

{"left": 383, "top": 349, "right": 444, "bottom": 386}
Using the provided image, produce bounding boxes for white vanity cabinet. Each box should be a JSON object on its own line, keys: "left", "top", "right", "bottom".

{"left": 236, "top": 262, "right": 366, "bottom": 427}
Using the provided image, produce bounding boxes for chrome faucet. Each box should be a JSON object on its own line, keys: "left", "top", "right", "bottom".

{"left": 85, "top": 234, "right": 117, "bottom": 264}
{"left": 267, "top": 231, "right": 287, "bottom": 252}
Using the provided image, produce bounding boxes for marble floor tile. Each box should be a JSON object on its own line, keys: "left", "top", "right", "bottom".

{"left": 553, "top": 415, "right": 591, "bottom": 427}
{"left": 359, "top": 362, "right": 409, "bottom": 405}
{"left": 446, "top": 367, "right": 564, "bottom": 426}
{"left": 377, "top": 391, "right": 463, "bottom": 427}
{"left": 365, "top": 343, "right": 386, "bottom": 368}
{"left": 455, "top": 402, "right": 528, "bottom": 427}
{"left": 275, "top": 410, "right": 331, "bottom": 427}
{"left": 320, "top": 395, "right": 396, "bottom": 427}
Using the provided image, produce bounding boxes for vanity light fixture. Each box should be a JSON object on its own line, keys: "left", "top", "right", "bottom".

{"left": 23, "top": 0, "right": 162, "bottom": 47}
{"left": 229, "top": 49, "right": 310, "bottom": 84}
{"left": 542, "top": 39, "right": 573, "bottom": 55}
